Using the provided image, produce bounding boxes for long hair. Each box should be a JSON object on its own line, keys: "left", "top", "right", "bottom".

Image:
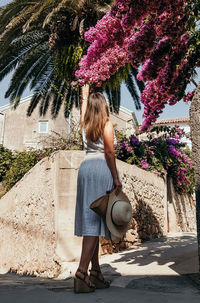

{"left": 82, "top": 92, "right": 109, "bottom": 142}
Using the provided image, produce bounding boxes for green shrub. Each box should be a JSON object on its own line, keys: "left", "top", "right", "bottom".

{"left": 3, "top": 150, "right": 40, "bottom": 191}
{"left": 0, "top": 145, "right": 14, "bottom": 182}
{"left": 116, "top": 125, "right": 194, "bottom": 194}
{"left": 0, "top": 123, "right": 83, "bottom": 195}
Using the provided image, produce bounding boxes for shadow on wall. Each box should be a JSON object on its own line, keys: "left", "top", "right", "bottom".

{"left": 100, "top": 196, "right": 163, "bottom": 254}
{"left": 167, "top": 177, "right": 196, "bottom": 232}
{"left": 132, "top": 196, "right": 163, "bottom": 241}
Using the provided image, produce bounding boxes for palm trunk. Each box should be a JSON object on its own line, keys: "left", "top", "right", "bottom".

{"left": 190, "top": 82, "right": 200, "bottom": 271}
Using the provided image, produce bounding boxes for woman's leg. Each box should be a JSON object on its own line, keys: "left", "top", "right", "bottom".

{"left": 91, "top": 237, "right": 100, "bottom": 271}
{"left": 90, "top": 238, "right": 105, "bottom": 281}
{"left": 90, "top": 238, "right": 110, "bottom": 288}
{"left": 77, "top": 236, "right": 98, "bottom": 272}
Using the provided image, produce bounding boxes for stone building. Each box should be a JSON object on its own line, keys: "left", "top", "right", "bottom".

{"left": 139, "top": 117, "right": 191, "bottom": 148}
{"left": 0, "top": 95, "right": 137, "bottom": 151}
{"left": 153, "top": 117, "right": 191, "bottom": 148}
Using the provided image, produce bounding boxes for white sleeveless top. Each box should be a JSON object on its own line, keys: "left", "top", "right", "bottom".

{"left": 82, "top": 129, "right": 104, "bottom": 155}
{"left": 82, "top": 128, "right": 117, "bottom": 156}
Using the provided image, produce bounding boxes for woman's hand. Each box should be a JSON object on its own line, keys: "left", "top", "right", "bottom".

{"left": 114, "top": 178, "right": 122, "bottom": 196}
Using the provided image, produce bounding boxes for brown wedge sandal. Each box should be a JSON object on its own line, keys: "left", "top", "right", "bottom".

{"left": 74, "top": 268, "right": 96, "bottom": 293}
{"left": 89, "top": 268, "right": 111, "bottom": 289}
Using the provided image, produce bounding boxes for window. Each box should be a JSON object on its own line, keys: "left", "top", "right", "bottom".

{"left": 38, "top": 121, "right": 48, "bottom": 133}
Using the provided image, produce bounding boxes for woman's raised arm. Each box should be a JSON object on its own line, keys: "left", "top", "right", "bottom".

{"left": 80, "top": 85, "right": 89, "bottom": 125}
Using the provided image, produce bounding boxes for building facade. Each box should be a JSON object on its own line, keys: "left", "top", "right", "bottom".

{"left": 0, "top": 96, "right": 136, "bottom": 151}
{"left": 153, "top": 117, "right": 191, "bottom": 148}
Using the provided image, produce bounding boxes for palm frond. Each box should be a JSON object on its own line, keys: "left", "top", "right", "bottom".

{"left": 50, "top": 80, "right": 65, "bottom": 118}
{"left": 130, "top": 66, "right": 145, "bottom": 93}
{"left": 0, "top": 0, "right": 38, "bottom": 28}
{"left": 27, "top": 63, "right": 54, "bottom": 116}
{"left": 27, "top": 93, "right": 42, "bottom": 117}
{"left": 4, "top": 42, "right": 50, "bottom": 100}
{"left": 39, "top": 91, "right": 52, "bottom": 116}
{"left": 103, "top": 63, "right": 142, "bottom": 111}
{"left": 104, "top": 85, "right": 112, "bottom": 111}
{"left": 30, "top": 56, "right": 52, "bottom": 89}
{"left": 111, "top": 87, "right": 121, "bottom": 113}
{"left": 0, "top": 5, "right": 40, "bottom": 55}
{"left": 0, "top": 31, "right": 47, "bottom": 81}
{"left": 23, "top": 0, "right": 60, "bottom": 32}
{"left": 33, "top": 62, "right": 55, "bottom": 95}
{"left": 124, "top": 74, "right": 141, "bottom": 110}
{"left": 43, "top": 0, "right": 74, "bottom": 28}
{"left": 64, "top": 86, "right": 72, "bottom": 118}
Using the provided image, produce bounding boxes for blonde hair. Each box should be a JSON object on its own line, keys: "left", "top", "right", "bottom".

{"left": 82, "top": 92, "right": 109, "bottom": 142}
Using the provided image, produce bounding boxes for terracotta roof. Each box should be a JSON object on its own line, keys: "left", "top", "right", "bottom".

{"left": 153, "top": 117, "right": 189, "bottom": 125}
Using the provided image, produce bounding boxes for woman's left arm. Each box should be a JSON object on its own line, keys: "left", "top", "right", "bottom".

{"left": 103, "top": 121, "right": 122, "bottom": 195}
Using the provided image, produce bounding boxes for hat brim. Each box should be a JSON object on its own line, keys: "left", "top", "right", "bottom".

{"left": 106, "top": 190, "right": 132, "bottom": 239}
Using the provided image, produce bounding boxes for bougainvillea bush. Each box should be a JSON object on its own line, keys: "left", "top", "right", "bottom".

{"left": 115, "top": 125, "right": 194, "bottom": 194}
{"left": 75, "top": 0, "right": 200, "bottom": 131}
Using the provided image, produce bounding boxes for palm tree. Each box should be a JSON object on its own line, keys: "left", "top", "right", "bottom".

{"left": 0, "top": 0, "right": 142, "bottom": 118}
{"left": 104, "top": 64, "right": 144, "bottom": 112}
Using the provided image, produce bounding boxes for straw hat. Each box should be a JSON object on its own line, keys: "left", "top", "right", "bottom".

{"left": 90, "top": 189, "right": 132, "bottom": 240}
{"left": 106, "top": 190, "right": 132, "bottom": 240}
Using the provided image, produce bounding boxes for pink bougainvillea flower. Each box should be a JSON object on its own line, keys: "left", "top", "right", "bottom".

{"left": 74, "top": 0, "right": 193, "bottom": 132}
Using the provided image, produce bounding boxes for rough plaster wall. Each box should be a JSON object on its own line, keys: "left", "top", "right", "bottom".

{"left": 121, "top": 169, "right": 166, "bottom": 240}
{"left": 0, "top": 156, "right": 60, "bottom": 278}
{"left": 101, "top": 160, "right": 167, "bottom": 253}
{"left": 167, "top": 178, "right": 196, "bottom": 233}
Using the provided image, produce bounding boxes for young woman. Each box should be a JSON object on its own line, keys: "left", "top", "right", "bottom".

{"left": 74, "top": 86, "right": 122, "bottom": 293}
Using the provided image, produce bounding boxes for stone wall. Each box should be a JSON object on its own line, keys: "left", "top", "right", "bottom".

{"left": 100, "top": 161, "right": 167, "bottom": 254}
{"left": 0, "top": 156, "right": 59, "bottom": 277}
{"left": 167, "top": 177, "right": 196, "bottom": 233}
{"left": 0, "top": 150, "right": 197, "bottom": 277}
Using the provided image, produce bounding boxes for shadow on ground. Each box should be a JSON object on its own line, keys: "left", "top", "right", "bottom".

{"left": 0, "top": 234, "right": 199, "bottom": 295}
{"left": 108, "top": 234, "right": 198, "bottom": 273}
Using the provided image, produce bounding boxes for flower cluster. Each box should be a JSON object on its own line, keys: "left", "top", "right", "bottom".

{"left": 183, "top": 91, "right": 195, "bottom": 103}
{"left": 75, "top": 12, "right": 127, "bottom": 87}
{"left": 74, "top": 0, "right": 197, "bottom": 131}
{"left": 116, "top": 125, "right": 194, "bottom": 194}
{"left": 140, "top": 33, "right": 190, "bottom": 131}
{"left": 127, "top": 18, "right": 156, "bottom": 66}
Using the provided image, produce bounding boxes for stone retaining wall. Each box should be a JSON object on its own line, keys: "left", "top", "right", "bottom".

{"left": 167, "top": 177, "right": 196, "bottom": 233}
{"left": 100, "top": 161, "right": 167, "bottom": 254}
{"left": 0, "top": 150, "right": 196, "bottom": 277}
{"left": 0, "top": 156, "right": 59, "bottom": 277}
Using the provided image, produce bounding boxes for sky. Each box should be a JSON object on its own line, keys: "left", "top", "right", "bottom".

{"left": 0, "top": 0, "right": 199, "bottom": 124}
{"left": 0, "top": 0, "right": 9, "bottom": 7}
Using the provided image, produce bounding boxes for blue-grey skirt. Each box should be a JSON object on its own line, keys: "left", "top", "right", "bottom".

{"left": 74, "top": 153, "right": 114, "bottom": 239}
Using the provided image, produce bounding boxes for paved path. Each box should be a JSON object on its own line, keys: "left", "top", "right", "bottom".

{"left": 0, "top": 233, "right": 200, "bottom": 303}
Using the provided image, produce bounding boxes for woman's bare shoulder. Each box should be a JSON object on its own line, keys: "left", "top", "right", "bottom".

{"left": 104, "top": 120, "right": 114, "bottom": 139}
{"left": 104, "top": 120, "right": 113, "bottom": 131}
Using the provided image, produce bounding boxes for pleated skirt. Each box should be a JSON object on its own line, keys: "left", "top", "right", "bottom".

{"left": 74, "top": 153, "right": 114, "bottom": 239}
